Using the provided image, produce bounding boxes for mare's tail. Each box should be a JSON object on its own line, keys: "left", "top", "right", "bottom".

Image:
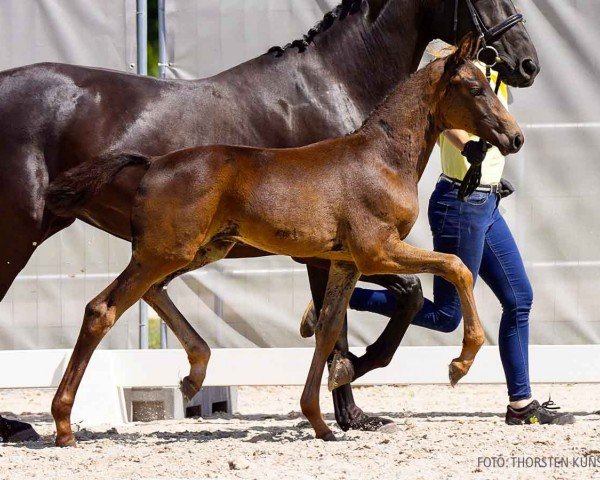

{"left": 46, "top": 153, "right": 150, "bottom": 217}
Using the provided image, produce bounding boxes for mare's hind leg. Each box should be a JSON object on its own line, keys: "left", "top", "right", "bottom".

{"left": 51, "top": 254, "right": 192, "bottom": 447}
{"left": 307, "top": 266, "right": 394, "bottom": 432}
{"left": 142, "top": 240, "right": 236, "bottom": 401}
{"left": 301, "top": 262, "right": 360, "bottom": 441}
{"left": 328, "top": 274, "right": 424, "bottom": 389}
{"left": 0, "top": 146, "right": 74, "bottom": 301}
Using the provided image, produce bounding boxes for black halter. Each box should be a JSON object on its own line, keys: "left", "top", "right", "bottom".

{"left": 453, "top": 1, "right": 523, "bottom": 200}
{"left": 454, "top": 0, "right": 524, "bottom": 67}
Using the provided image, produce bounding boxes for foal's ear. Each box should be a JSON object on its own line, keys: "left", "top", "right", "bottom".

{"left": 444, "top": 33, "right": 480, "bottom": 75}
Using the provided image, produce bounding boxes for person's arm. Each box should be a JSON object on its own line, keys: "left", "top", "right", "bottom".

{"left": 443, "top": 129, "right": 471, "bottom": 151}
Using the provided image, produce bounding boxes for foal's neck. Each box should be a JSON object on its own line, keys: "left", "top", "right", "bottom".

{"left": 361, "top": 63, "right": 445, "bottom": 180}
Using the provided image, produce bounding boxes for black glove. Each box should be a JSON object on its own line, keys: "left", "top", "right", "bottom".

{"left": 499, "top": 178, "right": 516, "bottom": 199}
{"left": 458, "top": 139, "right": 488, "bottom": 201}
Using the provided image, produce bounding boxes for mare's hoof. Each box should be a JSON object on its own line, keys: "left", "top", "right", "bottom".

{"left": 55, "top": 434, "right": 77, "bottom": 447}
{"left": 343, "top": 413, "right": 396, "bottom": 433}
{"left": 299, "top": 300, "right": 317, "bottom": 338}
{"left": 328, "top": 352, "right": 355, "bottom": 392}
{"left": 319, "top": 432, "right": 337, "bottom": 442}
{"left": 180, "top": 376, "right": 199, "bottom": 401}
{"left": 0, "top": 416, "right": 40, "bottom": 443}
{"left": 448, "top": 358, "right": 471, "bottom": 387}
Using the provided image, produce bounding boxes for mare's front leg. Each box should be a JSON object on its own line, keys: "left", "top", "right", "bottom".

{"left": 302, "top": 262, "right": 360, "bottom": 441}
{"left": 328, "top": 274, "right": 424, "bottom": 390}
{"left": 353, "top": 234, "right": 485, "bottom": 386}
{"left": 306, "top": 266, "right": 395, "bottom": 432}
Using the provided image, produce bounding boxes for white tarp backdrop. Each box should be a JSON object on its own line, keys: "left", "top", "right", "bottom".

{"left": 0, "top": 0, "right": 138, "bottom": 349}
{"left": 0, "top": 0, "right": 599, "bottom": 351}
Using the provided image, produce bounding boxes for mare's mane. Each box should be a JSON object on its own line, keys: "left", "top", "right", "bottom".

{"left": 267, "top": 0, "right": 364, "bottom": 56}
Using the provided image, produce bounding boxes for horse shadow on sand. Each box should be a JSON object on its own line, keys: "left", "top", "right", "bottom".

{"left": 6, "top": 409, "right": 599, "bottom": 450}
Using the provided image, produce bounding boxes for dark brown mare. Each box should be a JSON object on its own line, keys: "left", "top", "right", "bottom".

{"left": 46, "top": 35, "right": 523, "bottom": 444}
{"left": 0, "top": 0, "right": 538, "bottom": 432}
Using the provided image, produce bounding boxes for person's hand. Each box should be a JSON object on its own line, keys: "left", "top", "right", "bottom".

{"left": 461, "top": 140, "right": 487, "bottom": 166}
{"left": 458, "top": 140, "right": 488, "bottom": 201}
{"left": 499, "top": 178, "right": 516, "bottom": 198}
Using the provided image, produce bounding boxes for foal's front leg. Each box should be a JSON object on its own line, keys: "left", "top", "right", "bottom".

{"left": 354, "top": 235, "right": 485, "bottom": 386}
{"left": 301, "top": 262, "right": 360, "bottom": 441}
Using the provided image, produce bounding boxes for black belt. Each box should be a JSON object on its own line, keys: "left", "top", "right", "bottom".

{"left": 440, "top": 174, "right": 500, "bottom": 194}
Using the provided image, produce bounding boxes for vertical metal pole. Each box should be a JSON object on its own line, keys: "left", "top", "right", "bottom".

{"left": 158, "top": 0, "right": 168, "bottom": 349}
{"left": 136, "top": 0, "right": 148, "bottom": 76}
{"left": 137, "top": 0, "right": 149, "bottom": 349}
{"left": 158, "top": 0, "right": 167, "bottom": 79}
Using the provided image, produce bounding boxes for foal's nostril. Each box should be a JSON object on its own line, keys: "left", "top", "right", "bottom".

{"left": 513, "top": 134, "right": 524, "bottom": 151}
{"left": 521, "top": 59, "right": 538, "bottom": 77}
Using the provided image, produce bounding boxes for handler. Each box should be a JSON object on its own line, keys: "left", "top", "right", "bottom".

{"left": 304, "top": 62, "right": 574, "bottom": 426}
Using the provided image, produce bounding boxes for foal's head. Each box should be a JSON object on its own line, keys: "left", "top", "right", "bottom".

{"left": 436, "top": 35, "right": 524, "bottom": 155}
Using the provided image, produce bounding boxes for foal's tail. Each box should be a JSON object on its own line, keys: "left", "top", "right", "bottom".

{"left": 46, "top": 153, "right": 150, "bottom": 217}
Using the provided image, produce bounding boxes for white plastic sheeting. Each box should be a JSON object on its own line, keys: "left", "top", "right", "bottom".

{"left": 0, "top": 0, "right": 138, "bottom": 349}
{"left": 1, "top": 0, "right": 598, "bottom": 352}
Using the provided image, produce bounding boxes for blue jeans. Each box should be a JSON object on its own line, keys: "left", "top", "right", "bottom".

{"left": 350, "top": 179, "right": 533, "bottom": 401}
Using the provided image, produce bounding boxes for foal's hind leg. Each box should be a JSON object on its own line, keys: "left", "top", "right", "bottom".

{"left": 142, "top": 240, "right": 235, "bottom": 401}
{"left": 143, "top": 287, "right": 211, "bottom": 400}
{"left": 328, "top": 274, "right": 424, "bottom": 389}
{"left": 51, "top": 255, "right": 190, "bottom": 447}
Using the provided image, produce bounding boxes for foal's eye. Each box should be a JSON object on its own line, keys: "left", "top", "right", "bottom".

{"left": 470, "top": 87, "right": 484, "bottom": 97}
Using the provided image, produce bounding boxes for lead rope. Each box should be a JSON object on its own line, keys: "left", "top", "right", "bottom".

{"left": 485, "top": 64, "right": 502, "bottom": 95}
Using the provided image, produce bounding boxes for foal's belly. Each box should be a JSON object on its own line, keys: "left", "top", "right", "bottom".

{"left": 230, "top": 218, "right": 348, "bottom": 261}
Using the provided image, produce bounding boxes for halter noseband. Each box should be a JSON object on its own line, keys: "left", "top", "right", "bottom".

{"left": 454, "top": 0, "right": 524, "bottom": 67}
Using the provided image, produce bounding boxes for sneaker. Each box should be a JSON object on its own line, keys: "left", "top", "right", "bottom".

{"left": 0, "top": 415, "right": 40, "bottom": 442}
{"left": 300, "top": 300, "right": 317, "bottom": 338}
{"left": 505, "top": 399, "right": 575, "bottom": 426}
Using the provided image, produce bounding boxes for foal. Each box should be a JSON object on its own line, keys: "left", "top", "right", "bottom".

{"left": 46, "top": 36, "right": 523, "bottom": 445}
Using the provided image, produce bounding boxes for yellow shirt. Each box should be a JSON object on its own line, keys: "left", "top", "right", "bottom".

{"left": 439, "top": 62, "right": 509, "bottom": 185}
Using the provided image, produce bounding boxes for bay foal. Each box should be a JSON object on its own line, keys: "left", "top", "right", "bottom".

{"left": 47, "top": 36, "right": 523, "bottom": 445}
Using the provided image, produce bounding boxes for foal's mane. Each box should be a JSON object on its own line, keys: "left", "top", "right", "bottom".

{"left": 357, "top": 56, "right": 447, "bottom": 132}
{"left": 267, "top": 0, "right": 364, "bottom": 56}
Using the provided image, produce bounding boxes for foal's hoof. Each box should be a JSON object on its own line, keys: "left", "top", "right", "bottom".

{"left": 318, "top": 431, "right": 337, "bottom": 442}
{"left": 180, "top": 376, "right": 199, "bottom": 401}
{"left": 55, "top": 434, "right": 77, "bottom": 448}
{"left": 328, "top": 352, "right": 355, "bottom": 392}
{"left": 300, "top": 300, "right": 317, "bottom": 338}
{"left": 448, "top": 358, "right": 472, "bottom": 387}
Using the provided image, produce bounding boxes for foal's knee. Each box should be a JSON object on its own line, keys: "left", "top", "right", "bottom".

{"left": 447, "top": 256, "right": 473, "bottom": 289}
